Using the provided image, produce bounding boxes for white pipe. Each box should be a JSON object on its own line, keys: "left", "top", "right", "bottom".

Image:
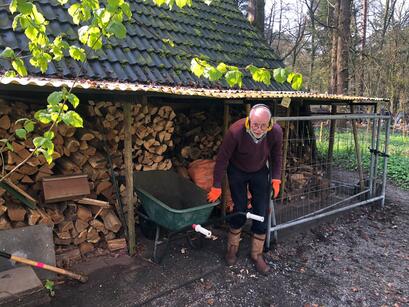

{"left": 246, "top": 212, "right": 264, "bottom": 222}
{"left": 192, "top": 224, "right": 212, "bottom": 238}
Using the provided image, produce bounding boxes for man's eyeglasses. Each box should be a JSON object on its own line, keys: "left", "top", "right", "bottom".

{"left": 250, "top": 122, "right": 269, "bottom": 130}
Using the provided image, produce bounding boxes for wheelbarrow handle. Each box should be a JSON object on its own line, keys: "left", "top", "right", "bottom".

{"left": 192, "top": 224, "right": 212, "bottom": 238}
{"left": 246, "top": 212, "right": 264, "bottom": 222}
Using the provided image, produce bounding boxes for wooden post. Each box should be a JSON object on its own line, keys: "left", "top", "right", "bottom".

{"left": 319, "top": 122, "right": 324, "bottom": 143}
{"left": 350, "top": 104, "right": 365, "bottom": 191}
{"left": 280, "top": 106, "right": 291, "bottom": 203}
{"left": 245, "top": 103, "right": 251, "bottom": 115}
{"left": 327, "top": 105, "right": 337, "bottom": 181}
{"left": 221, "top": 102, "right": 230, "bottom": 218}
{"left": 123, "top": 102, "right": 136, "bottom": 255}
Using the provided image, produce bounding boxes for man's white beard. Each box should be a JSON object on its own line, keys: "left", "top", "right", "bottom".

{"left": 247, "top": 129, "right": 267, "bottom": 144}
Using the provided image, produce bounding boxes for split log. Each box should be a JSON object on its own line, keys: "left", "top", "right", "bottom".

{"left": 101, "top": 210, "right": 121, "bottom": 233}
{"left": 107, "top": 238, "right": 127, "bottom": 252}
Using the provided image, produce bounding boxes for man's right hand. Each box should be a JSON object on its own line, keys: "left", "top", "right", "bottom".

{"left": 207, "top": 187, "right": 222, "bottom": 202}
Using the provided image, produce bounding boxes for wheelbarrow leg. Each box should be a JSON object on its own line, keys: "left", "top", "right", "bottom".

{"left": 152, "top": 225, "right": 170, "bottom": 264}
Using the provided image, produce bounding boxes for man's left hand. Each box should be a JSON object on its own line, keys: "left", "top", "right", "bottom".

{"left": 271, "top": 179, "right": 281, "bottom": 198}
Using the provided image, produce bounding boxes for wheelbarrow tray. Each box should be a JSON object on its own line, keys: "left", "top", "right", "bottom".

{"left": 134, "top": 171, "right": 219, "bottom": 231}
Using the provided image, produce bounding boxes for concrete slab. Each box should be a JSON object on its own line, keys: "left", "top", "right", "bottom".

{"left": 0, "top": 224, "right": 56, "bottom": 279}
{"left": 0, "top": 266, "right": 50, "bottom": 307}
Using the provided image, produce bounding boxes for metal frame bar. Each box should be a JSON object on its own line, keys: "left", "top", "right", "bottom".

{"left": 266, "top": 113, "right": 392, "bottom": 246}
{"left": 381, "top": 117, "right": 391, "bottom": 207}
{"left": 268, "top": 196, "right": 383, "bottom": 232}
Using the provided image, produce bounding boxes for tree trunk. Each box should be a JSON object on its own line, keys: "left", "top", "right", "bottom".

{"left": 329, "top": 0, "right": 339, "bottom": 94}
{"left": 359, "top": 0, "right": 368, "bottom": 95}
{"left": 336, "top": 0, "right": 352, "bottom": 94}
{"left": 247, "top": 0, "right": 265, "bottom": 34}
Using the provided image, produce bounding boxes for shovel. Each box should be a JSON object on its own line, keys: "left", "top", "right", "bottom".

{"left": 0, "top": 250, "right": 88, "bottom": 283}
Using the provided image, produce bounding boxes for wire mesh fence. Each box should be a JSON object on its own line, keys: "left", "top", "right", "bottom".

{"left": 267, "top": 114, "right": 391, "bottom": 243}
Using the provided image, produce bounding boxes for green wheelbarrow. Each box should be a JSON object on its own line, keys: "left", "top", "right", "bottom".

{"left": 133, "top": 170, "right": 220, "bottom": 263}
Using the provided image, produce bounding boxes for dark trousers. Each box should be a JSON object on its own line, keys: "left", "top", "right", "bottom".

{"left": 227, "top": 164, "right": 270, "bottom": 234}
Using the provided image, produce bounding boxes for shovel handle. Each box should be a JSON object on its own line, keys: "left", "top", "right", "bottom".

{"left": 0, "top": 251, "right": 87, "bottom": 283}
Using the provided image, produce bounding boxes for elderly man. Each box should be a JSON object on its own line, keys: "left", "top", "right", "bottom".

{"left": 207, "top": 104, "right": 283, "bottom": 274}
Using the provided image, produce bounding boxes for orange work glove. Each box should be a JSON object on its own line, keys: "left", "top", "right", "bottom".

{"left": 207, "top": 187, "right": 222, "bottom": 202}
{"left": 271, "top": 179, "right": 281, "bottom": 198}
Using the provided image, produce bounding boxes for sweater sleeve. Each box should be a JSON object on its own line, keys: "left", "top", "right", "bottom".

{"left": 212, "top": 130, "right": 237, "bottom": 188}
{"left": 270, "top": 124, "right": 283, "bottom": 180}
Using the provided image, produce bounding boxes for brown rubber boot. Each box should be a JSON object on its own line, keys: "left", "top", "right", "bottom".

{"left": 225, "top": 228, "right": 241, "bottom": 266}
{"left": 251, "top": 234, "right": 270, "bottom": 275}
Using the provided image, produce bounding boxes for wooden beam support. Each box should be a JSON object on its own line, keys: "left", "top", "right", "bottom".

{"left": 350, "top": 104, "right": 365, "bottom": 191}
{"left": 221, "top": 102, "right": 230, "bottom": 218}
{"left": 327, "top": 105, "right": 337, "bottom": 181}
{"left": 124, "top": 102, "right": 136, "bottom": 255}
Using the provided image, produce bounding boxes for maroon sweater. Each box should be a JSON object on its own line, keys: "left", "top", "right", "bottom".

{"left": 213, "top": 118, "right": 283, "bottom": 188}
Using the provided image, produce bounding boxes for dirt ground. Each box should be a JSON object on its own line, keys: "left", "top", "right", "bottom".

{"left": 46, "top": 179, "right": 409, "bottom": 307}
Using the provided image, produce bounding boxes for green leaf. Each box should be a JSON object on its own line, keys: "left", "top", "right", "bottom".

{"left": 6, "top": 142, "right": 14, "bottom": 151}
{"left": 4, "top": 71, "right": 17, "bottom": 77}
{"left": 34, "top": 110, "right": 52, "bottom": 124}
{"left": 107, "top": 21, "right": 126, "bottom": 39}
{"left": 273, "top": 68, "right": 288, "bottom": 84}
{"left": 249, "top": 67, "right": 271, "bottom": 85}
{"left": 17, "top": 1, "right": 33, "bottom": 14}
{"left": 12, "top": 58, "right": 28, "bottom": 77}
{"left": 68, "top": 3, "right": 82, "bottom": 24}
{"left": 9, "top": 0, "right": 18, "bottom": 14}
{"left": 162, "top": 39, "right": 175, "bottom": 47}
{"left": 29, "top": 52, "right": 52, "bottom": 73}
{"left": 287, "top": 72, "right": 295, "bottom": 83}
{"left": 291, "top": 73, "right": 303, "bottom": 90}
{"left": 33, "top": 136, "right": 46, "bottom": 148}
{"left": 216, "top": 62, "right": 228, "bottom": 74}
{"left": 175, "top": 0, "right": 192, "bottom": 8}
{"left": 120, "top": 2, "right": 132, "bottom": 19}
{"left": 153, "top": 0, "right": 166, "bottom": 6}
{"left": 24, "top": 26, "right": 38, "bottom": 42}
{"left": 191, "top": 58, "right": 206, "bottom": 78}
{"left": 16, "top": 128, "right": 27, "bottom": 140}
{"left": 62, "top": 111, "right": 83, "bottom": 128}
{"left": 47, "top": 91, "right": 64, "bottom": 106}
{"left": 31, "top": 5, "right": 45, "bottom": 24}
{"left": 50, "top": 112, "right": 60, "bottom": 122}
{"left": 203, "top": 66, "right": 222, "bottom": 81}
{"left": 0, "top": 47, "right": 15, "bottom": 59}
{"left": 44, "top": 131, "right": 55, "bottom": 140}
{"left": 24, "top": 120, "right": 35, "bottom": 133}
{"left": 69, "top": 46, "right": 86, "bottom": 62}
{"left": 225, "top": 70, "right": 243, "bottom": 87}
{"left": 107, "top": 0, "right": 124, "bottom": 10}
{"left": 68, "top": 93, "right": 80, "bottom": 108}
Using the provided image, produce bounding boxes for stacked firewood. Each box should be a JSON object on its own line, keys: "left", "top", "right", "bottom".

{"left": 53, "top": 125, "right": 114, "bottom": 201}
{"left": 0, "top": 100, "right": 126, "bottom": 260}
{"left": 0, "top": 193, "right": 125, "bottom": 258}
{"left": 171, "top": 110, "right": 224, "bottom": 166}
{"left": 87, "top": 101, "right": 174, "bottom": 173}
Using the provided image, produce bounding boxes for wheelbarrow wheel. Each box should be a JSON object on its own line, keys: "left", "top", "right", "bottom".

{"left": 187, "top": 231, "right": 204, "bottom": 249}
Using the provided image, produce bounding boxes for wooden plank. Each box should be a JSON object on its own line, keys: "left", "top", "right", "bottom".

{"left": 42, "top": 174, "right": 90, "bottom": 203}
{"left": 77, "top": 197, "right": 111, "bottom": 208}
